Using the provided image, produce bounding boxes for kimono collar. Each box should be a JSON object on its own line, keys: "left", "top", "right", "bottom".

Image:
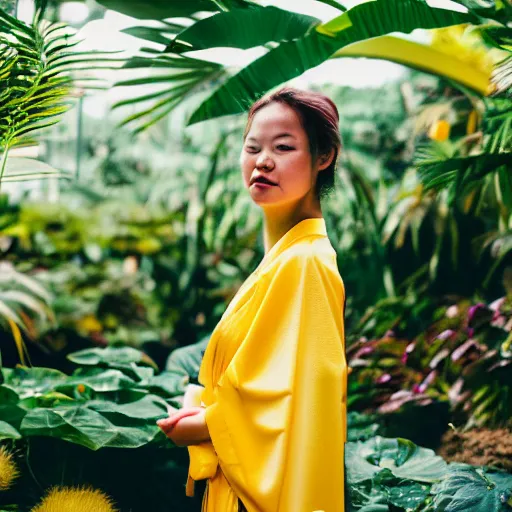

{"left": 256, "top": 218, "right": 327, "bottom": 272}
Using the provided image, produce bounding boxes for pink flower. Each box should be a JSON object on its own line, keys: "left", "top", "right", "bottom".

{"left": 468, "top": 302, "right": 486, "bottom": 323}
{"left": 376, "top": 374, "right": 392, "bottom": 384}
{"left": 437, "top": 329, "right": 455, "bottom": 341}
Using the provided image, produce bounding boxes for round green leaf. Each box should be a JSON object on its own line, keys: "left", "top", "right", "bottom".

{"left": 0, "top": 420, "right": 21, "bottom": 440}
{"left": 346, "top": 436, "right": 448, "bottom": 484}
{"left": 431, "top": 465, "right": 512, "bottom": 512}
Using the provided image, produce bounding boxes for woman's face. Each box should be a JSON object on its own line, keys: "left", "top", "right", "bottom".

{"left": 241, "top": 102, "right": 321, "bottom": 207}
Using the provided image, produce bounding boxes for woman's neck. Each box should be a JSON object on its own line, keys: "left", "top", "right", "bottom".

{"left": 262, "top": 198, "right": 322, "bottom": 254}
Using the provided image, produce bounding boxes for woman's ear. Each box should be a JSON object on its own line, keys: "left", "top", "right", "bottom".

{"left": 317, "top": 148, "right": 336, "bottom": 171}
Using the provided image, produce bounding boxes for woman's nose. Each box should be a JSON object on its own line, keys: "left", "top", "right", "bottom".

{"left": 256, "top": 152, "right": 274, "bottom": 169}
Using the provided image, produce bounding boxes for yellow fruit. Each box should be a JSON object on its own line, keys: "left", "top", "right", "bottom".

{"left": 0, "top": 446, "right": 20, "bottom": 491}
{"left": 32, "top": 486, "right": 118, "bottom": 512}
{"left": 429, "top": 120, "right": 451, "bottom": 142}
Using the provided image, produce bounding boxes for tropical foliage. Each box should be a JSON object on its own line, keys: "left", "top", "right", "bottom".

{"left": 1, "top": 346, "right": 512, "bottom": 511}
{"left": 103, "top": 0, "right": 488, "bottom": 132}
{"left": 0, "top": 5, "right": 118, "bottom": 189}
{"left": 1, "top": 0, "right": 512, "bottom": 511}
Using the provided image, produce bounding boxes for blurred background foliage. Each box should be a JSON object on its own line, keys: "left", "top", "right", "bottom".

{"left": 1, "top": 0, "right": 512, "bottom": 511}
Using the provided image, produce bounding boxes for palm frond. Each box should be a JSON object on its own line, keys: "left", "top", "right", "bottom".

{"left": 0, "top": 261, "right": 54, "bottom": 363}
{"left": 491, "top": 55, "right": 512, "bottom": 97}
{"left": 0, "top": 6, "right": 121, "bottom": 188}
{"left": 112, "top": 53, "right": 226, "bottom": 133}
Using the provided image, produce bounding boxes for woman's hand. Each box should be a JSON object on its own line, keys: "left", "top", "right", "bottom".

{"left": 157, "top": 407, "right": 210, "bottom": 447}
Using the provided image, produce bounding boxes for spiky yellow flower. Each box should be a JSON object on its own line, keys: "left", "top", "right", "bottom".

{"left": 31, "top": 486, "right": 118, "bottom": 512}
{"left": 0, "top": 446, "right": 20, "bottom": 491}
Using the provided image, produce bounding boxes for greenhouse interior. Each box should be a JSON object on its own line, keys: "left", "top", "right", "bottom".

{"left": 0, "top": 0, "right": 511, "bottom": 510}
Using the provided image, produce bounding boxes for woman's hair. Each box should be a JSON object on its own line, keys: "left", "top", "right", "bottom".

{"left": 243, "top": 87, "right": 342, "bottom": 200}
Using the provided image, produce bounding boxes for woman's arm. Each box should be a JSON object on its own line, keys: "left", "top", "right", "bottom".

{"left": 157, "top": 407, "right": 211, "bottom": 447}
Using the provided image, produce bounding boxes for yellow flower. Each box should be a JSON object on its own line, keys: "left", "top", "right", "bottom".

{"left": 0, "top": 446, "right": 20, "bottom": 491}
{"left": 32, "top": 486, "right": 118, "bottom": 512}
{"left": 76, "top": 314, "right": 102, "bottom": 334}
{"left": 429, "top": 120, "right": 451, "bottom": 142}
{"left": 467, "top": 110, "right": 479, "bottom": 135}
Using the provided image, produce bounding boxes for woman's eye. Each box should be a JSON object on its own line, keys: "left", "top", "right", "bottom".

{"left": 245, "top": 146, "right": 259, "bottom": 153}
{"left": 277, "top": 145, "right": 294, "bottom": 151}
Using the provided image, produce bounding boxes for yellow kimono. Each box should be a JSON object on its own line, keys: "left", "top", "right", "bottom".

{"left": 187, "top": 218, "right": 347, "bottom": 512}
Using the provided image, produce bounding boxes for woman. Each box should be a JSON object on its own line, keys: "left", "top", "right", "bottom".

{"left": 157, "top": 87, "right": 348, "bottom": 512}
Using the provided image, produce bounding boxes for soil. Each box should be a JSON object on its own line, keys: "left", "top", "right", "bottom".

{"left": 438, "top": 428, "right": 512, "bottom": 471}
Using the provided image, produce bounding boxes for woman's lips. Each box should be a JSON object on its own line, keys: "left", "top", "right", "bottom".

{"left": 252, "top": 181, "right": 276, "bottom": 189}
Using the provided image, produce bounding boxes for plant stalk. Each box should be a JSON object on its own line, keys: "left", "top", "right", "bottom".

{"left": 0, "top": 145, "right": 10, "bottom": 194}
{"left": 209, "top": 0, "right": 229, "bottom": 12}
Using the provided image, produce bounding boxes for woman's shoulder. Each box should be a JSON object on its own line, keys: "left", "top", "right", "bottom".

{"left": 262, "top": 237, "right": 341, "bottom": 282}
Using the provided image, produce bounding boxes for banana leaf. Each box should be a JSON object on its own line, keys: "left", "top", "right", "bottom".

{"left": 332, "top": 36, "right": 490, "bottom": 95}
{"left": 188, "top": 0, "right": 475, "bottom": 124}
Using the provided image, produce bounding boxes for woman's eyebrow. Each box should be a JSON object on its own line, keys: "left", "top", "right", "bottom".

{"left": 247, "top": 133, "right": 296, "bottom": 142}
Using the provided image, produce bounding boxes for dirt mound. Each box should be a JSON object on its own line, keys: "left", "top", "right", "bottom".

{"left": 438, "top": 428, "right": 512, "bottom": 471}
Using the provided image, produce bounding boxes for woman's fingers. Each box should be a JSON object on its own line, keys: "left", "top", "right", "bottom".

{"left": 157, "top": 407, "right": 203, "bottom": 434}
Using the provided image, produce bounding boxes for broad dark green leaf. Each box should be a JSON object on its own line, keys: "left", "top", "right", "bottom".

{"left": 86, "top": 395, "right": 169, "bottom": 420}
{"left": 188, "top": 0, "right": 474, "bottom": 124}
{"left": 67, "top": 346, "right": 145, "bottom": 366}
{"left": 172, "top": 6, "right": 319, "bottom": 51}
{"left": 347, "top": 412, "right": 381, "bottom": 442}
{"left": 346, "top": 436, "right": 448, "bottom": 484}
{"left": 56, "top": 369, "right": 136, "bottom": 394}
{"left": 140, "top": 370, "right": 189, "bottom": 398}
{"left": 0, "top": 420, "right": 21, "bottom": 440}
{"left": 122, "top": 26, "right": 174, "bottom": 46}
{"left": 20, "top": 406, "right": 159, "bottom": 450}
{"left": 166, "top": 336, "right": 210, "bottom": 382}
{"left": 386, "top": 481, "right": 430, "bottom": 510}
{"left": 431, "top": 465, "right": 512, "bottom": 512}
{"left": 4, "top": 367, "right": 68, "bottom": 399}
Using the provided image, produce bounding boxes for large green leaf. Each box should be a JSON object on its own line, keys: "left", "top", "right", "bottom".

{"left": 0, "top": 419, "right": 21, "bottom": 440}
{"left": 386, "top": 482, "right": 430, "bottom": 510}
{"left": 56, "top": 369, "right": 137, "bottom": 394}
{"left": 67, "top": 346, "right": 146, "bottom": 366}
{"left": 431, "top": 465, "right": 512, "bottom": 512}
{"left": 95, "top": 0, "right": 255, "bottom": 20}
{"left": 188, "top": 0, "right": 474, "bottom": 124}
{"left": 332, "top": 36, "right": 489, "bottom": 95}
{"left": 4, "top": 367, "right": 68, "bottom": 399}
{"left": 86, "top": 395, "right": 169, "bottom": 420}
{"left": 165, "top": 335, "right": 209, "bottom": 382}
{"left": 172, "top": 6, "right": 320, "bottom": 51}
{"left": 346, "top": 437, "right": 448, "bottom": 484}
{"left": 140, "top": 370, "right": 189, "bottom": 398}
{"left": 20, "top": 406, "right": 159, "bottom": 449}
{"left": 189, "top": 0, "right": 474, "bottom": 124}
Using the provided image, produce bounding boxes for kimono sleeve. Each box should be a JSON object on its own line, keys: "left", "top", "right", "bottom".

{"left": 204, "top": 251, "right": 347, "bottom": 512}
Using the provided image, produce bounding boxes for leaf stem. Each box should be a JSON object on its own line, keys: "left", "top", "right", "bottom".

{"left": 209, "top": 0, "right": 229, "bottom": 12}
{"left": 0, "top": 145, "right": 10, "bottom": 194}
